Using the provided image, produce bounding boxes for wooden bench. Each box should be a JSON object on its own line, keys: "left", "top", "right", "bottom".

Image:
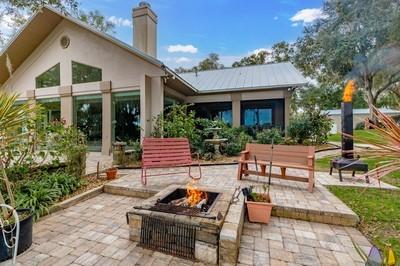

{"left": 237, "top": 143, "right": 315, "bottom": 192}
{"left": 141, "top": 137, "right": 202, "bottom": 185}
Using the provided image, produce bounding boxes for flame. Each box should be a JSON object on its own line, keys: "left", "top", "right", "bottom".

{"left": 186, "top": 180, "right": 207, "bottom": 207}
{"left": 343, "top": 80, "right": 357, "bottom": 102}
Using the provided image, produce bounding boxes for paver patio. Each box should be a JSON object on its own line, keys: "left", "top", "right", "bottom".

{"left": 6, "top": 193, "right": 370, "bottom": 266}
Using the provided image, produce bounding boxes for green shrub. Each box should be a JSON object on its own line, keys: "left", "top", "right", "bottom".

{"left": 15, "top": 172, "right": 85, "bottom": 220}
{"left": 287, "top": 111, "right": 332, "bottom": 145}
{"left": 128, "top": 140, "right": 142, "bottom": 161}
{"left": 237, "top": 132, "right": 253, "bottom": 150}
{"left": 355, "top": 121, "right": 365, "bottom": 130}
{"left": 224, "top": 142, "right": 242, "bottom": 156}
{"left": 152, "top": 104, "right": 201, "bottom": 146}
{"left": 256, "top": 128, "right": 284, "bottom": 144}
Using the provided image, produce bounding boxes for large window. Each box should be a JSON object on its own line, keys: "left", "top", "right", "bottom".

{"left": 192, "top": 102, "right": 232, "bottom": 125}
{"left": 112, "top": 91, "right": 140, "bottom": 143}
{"left": 72, "top": 61, "right": 102, "bottom": 84}
{"left": 74, "top": 94, "right": 102, "bottom": 151}
{"left": 35, "top": 63, "right": 60, "bottom": 88}
{"left": 241, "top": 99, "right": 284, "bottom": 131}
{"left": 37, "top": 98, "right": 61, "bottom": 125}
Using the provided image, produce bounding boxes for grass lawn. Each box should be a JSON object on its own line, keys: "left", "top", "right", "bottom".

{"left": 329, "top": 186, "right": 400, "bottom": 256}
{"left": 328, "top": 129, "right": 384, "bottom": 144}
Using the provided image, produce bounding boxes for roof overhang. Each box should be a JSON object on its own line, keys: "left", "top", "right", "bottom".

{"left": 193, "top": 82, "right": 308, "bottom": 94}
{"left": 164, "top": 66, "right": 198, "bottom": 95}
{"left": 0, "top": 8, "right": 63, "bottom": 85}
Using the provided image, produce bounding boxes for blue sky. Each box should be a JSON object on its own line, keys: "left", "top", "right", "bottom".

{"left": 80, "top": 0, "right": 324, "bottom": 68}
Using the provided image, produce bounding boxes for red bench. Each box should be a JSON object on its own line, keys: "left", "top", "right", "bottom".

{"left": 141, "top": 137, "right": 202, "bottom": 185}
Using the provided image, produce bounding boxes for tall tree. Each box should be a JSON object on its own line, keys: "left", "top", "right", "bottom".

{"left": 271, "top": 41, "right": 294, "bottom": 63}
{"left": 198, "top": 53, "right": 224, "bottom": 71}
{"left": 78, "top": 10, "right": 115, "bottom": 34}
{"left": 294, "top": 0, "right": 400, "bottom": 122}
{"left": 232, "top": 51, "right": 269, "bottom": 67}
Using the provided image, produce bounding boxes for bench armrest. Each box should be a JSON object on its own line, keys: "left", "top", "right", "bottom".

{"left": 239, "top": 150, "right": 249, "bottom": 160}
{"left": 240, "top": 150, "right": 249, "bottom": 154}
{"left": 307, "top": 155, "right": 314, "bottom": 159}
{"left": 307, "top": 155, "right": 315, "bottom": 168}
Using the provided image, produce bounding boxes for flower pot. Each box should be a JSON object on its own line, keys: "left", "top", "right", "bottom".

{"left": 246, "top": 196, "right": 274, "bottom": 224}
{"left": 0, "top": 208, "right": 33, "bottom": 262}
{"left": 106, "top": 167, "right": 118, "bottom": 180}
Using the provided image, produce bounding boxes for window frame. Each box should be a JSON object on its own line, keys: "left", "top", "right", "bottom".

{"left": 72, "top": 61, "right": 102, "bottom": 85}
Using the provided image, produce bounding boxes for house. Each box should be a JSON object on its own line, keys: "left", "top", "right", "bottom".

{"left": 327, "top": 108, "right": 400, "bottom": 133}
{"left": 0, "top": 3, "right": 308, "bottom": 154}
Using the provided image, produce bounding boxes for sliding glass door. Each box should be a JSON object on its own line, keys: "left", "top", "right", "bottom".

{"left": 112, "top": 91, "right": 140, "bottom": 143}
{"left": 74, "top": 94, "right": 102, "bottom": 151}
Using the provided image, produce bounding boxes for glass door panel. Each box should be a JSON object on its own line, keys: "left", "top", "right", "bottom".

{"left": 112, "top": 91, "right": 140, "bottom": 143}
{"left": 74, "top": 94, "right": 102, "bottom": 151}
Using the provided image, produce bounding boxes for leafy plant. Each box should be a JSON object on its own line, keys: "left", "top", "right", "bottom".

{"left": 0, "top": 92, "right": 37, "bottom": 216}
{"left": 15, "top": 172, "right": 85, "bottom": 220}
{"left": 256, "top": 128, "right": 284, "bottom": 144}
{"left": 152, "top": 104, "right": 201, "bottom": 145}
{"left": 287, "top": 111, "right": 332, "bottom": 145}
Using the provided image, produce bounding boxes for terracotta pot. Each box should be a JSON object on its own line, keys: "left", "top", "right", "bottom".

{"left": 106, "top": 168, "right": 118, "bottom": 180}
{"left": 246, "top": 195, "right": 274, "bottom": 224}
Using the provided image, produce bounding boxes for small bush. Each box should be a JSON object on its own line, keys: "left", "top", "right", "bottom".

{"left": 224, "top": 142, "right": 242, "bottom": 156}
{"left": 355, "top": 121, "right": 365, "bottom": 130}
{"left": 256, "top": 128, "right": 284, "bottom": 144}
{"left": 287, "top": 111, "right": 332, "bottom": 145}
{"left": 16, "top": 172, "right": 85, "bottom": 220}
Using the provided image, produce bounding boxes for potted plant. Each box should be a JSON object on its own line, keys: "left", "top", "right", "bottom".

{"left": 244, "top": 184, "right": 274, "bottom": 223}
{"left": 0, "top": 92, "right": 34, "bottom": 261}
{"left": 243, "top": 139, "right": 275, "bottom": 224}
{"left": 105, "top": 167, "right": 118, "bottom": 180}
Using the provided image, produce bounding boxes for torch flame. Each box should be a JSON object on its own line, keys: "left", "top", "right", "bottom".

{"left": 186, "top": 180, "right": 207, "bottom": 207}
{"left": 343, "top": 80, "right": 357, "bottom": 102}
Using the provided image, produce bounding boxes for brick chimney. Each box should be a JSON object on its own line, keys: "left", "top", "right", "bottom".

{"left": 132, "top": 1, "right": 157, "bottom": 58}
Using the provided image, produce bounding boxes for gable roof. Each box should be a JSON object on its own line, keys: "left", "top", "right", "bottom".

{"left": 179, "top": 62, "right": 308, "bottom": 93}
{"left": 0, "top": 6, "right": 196, "bottom": 93}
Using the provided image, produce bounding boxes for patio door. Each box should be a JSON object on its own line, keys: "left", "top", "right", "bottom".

{"left": 74, "top": 94, "right": 102, "bottom": 151}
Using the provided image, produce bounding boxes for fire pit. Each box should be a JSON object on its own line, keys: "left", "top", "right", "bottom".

{"left": 330, "top": 80, "right": 369, "bottom": 182}
{"left": 126, "top": 184, "right": 237, "bottom": 264}
{"left": 149, "top": 188, "right": 220, "bottom": 217}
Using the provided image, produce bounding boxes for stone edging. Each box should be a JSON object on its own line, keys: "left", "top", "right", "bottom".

{"left": 47, "top": 185, "right": 104, "bottom": 215}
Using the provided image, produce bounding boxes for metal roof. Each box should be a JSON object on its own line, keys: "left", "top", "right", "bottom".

{"left": 178, "top": 62, "right": 308, "bottom": 93}
{"left": 327, "top": 108, "right": 400, "bottom": 116}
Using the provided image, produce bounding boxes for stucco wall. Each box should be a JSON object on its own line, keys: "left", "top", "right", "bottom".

{"left": 2, "top": 19, "right": 164, "bottom": 96}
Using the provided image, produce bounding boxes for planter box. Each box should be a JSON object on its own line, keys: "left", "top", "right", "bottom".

{"left": 246, "top": 198, "right": 274, "bottom": 224}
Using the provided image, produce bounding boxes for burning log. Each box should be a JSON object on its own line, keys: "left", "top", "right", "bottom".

{"left": 196, "top": 199, "right": 207, "bottom": 209}
{"left": 170, "top": 197, "right": 187, "bottom": 206}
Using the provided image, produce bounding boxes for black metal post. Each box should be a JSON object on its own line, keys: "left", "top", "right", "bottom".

{"left": 341, "top": 102, "right": 354, "bottom": 159}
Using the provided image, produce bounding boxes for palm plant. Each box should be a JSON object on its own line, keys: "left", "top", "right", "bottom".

{"left": 352, "top": 106, "right": 400, "bottom": 182}
{"left": 0, "top": 91, "right": 36, "bottom": 217}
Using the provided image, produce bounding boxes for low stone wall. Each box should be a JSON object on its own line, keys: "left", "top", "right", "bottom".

{"left": 219, "top": 192, "right": 245, "bottom": 265}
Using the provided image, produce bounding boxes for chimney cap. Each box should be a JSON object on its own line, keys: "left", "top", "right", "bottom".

{"left": 139, "top": 1, "right": 151, "bottom": 8}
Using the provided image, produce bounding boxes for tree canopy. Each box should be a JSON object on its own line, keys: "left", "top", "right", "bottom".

{"left": 294, "top": 0, "right": 400, "bottom": 120}
{"left": 175, "top": 53, "right": 224, "bottom": 73}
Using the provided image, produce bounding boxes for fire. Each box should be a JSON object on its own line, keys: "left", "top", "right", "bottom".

{"left": 343, "top": 80, "right": 357, "bottom": 102}
{"left": 186, "top": 180, "right": 207, "bottom": 207}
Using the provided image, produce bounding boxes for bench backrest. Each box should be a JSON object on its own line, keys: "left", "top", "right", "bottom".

{"left": 142, "top": 138, "right": 192, "bottom": 168}
{"left": 245, "top": 143, "right": 315, "bottom": 166}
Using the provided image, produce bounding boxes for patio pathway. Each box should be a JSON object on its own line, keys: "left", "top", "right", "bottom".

{"left": 105, "top": 164, "right": 395, "bottom": 226}
{"left": 8, "top": 193, "right": 370, "bottom": 266}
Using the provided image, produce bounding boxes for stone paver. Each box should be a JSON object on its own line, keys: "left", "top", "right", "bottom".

{"left": 238, "top": 217, "right": 370, "bottom": 266}
{"left": 5, "top": 192, "right": 372, "bottom": 266}
{"left": 105, "top": 164, "right": 361, "bottom": 225}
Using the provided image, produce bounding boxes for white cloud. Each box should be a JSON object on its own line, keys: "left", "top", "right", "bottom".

{"left": 176, "top": 57, "right": 191, "bottom": 63}
{"left": 0, "top": 13, "right": 18, "bottom": 34}
{"left": 107, "top": 16, "right": 132, "bottom": 27}
{"left": 249, "top": 48, "right": 272, "bottom": 55}
{"left": 273, "top": 16, "right": 278, "bottom": 20}
{"left": 290, "top": 8, "right": 326, "bottom": 24}
{"left": 167, "top": 44, "right": 198, "bottom": 54}
{"left": 291, "top": 23, "right": 299, "bottom": 27}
